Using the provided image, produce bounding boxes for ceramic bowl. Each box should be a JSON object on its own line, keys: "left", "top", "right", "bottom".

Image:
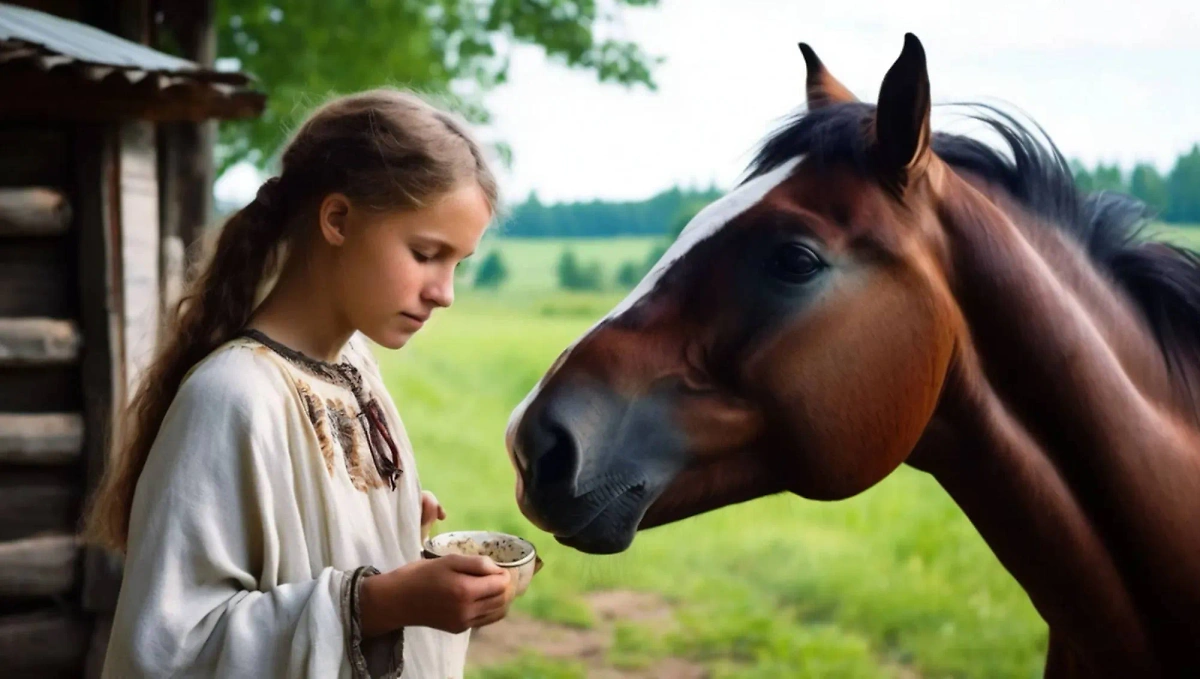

{"left": 422, "top": 530, "right": 542, "bottom": 596}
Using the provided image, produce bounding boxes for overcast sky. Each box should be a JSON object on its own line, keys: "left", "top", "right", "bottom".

{"left": 216, "top": 0, "right": 1200, "bottom": 206}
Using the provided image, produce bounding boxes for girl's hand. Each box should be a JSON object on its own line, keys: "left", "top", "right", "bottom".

{"left": 420, "top": 490, "right": 446, "bottom": 543}
{"left": 359, "top": 554, "right": 516, "bottom": 636}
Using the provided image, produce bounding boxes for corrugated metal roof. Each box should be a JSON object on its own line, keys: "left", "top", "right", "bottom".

{"left": 0, "top": 2, "right": 265, "bottom": 121}
{"left": 0, "top": 2, "right": 197, "bottom": 73}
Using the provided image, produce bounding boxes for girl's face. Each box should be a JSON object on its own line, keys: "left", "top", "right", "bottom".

{"left": 323, "top": 182, "right": 493, "bottom": 349}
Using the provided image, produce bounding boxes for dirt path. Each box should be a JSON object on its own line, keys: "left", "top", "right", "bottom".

{"left": 466, "top": 590, "right": 708, "bottom": 678}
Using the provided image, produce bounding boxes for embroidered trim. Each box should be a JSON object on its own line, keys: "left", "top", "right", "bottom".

{"left": 343, "top": 566, "right": 404, "bottom": 678}
{"left": 239, "top": 329, "right": 403, "bottom": 489}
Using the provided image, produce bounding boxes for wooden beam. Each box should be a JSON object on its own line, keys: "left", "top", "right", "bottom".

{"left": 0, "top": 188, "right": 71, "bottom": 236}
{"left": 0, "top": 365, "right": 82, "bottom": 413}
{"left": 118, "top": 121, "right": 160, "bottom": 397}
{"left": 0, "top": 236, "right": 76, "bottom": 318}
{"left": 0, "top": 318, "right": 82, "bottom": 366}
{"left": 0, "top": 124, "right": 70, "bottom": 186}
{"left": 0, "top": 413, "right": 83, "bottom": 465}
{"left": 0, "top": 68, "right": 266, "bottom": 123}
{"left": 157, "top": 0, "right": 217, "bottom": 260}
{"left": 0, "top": 471, "right": 81, "bottom": 542}
{"left": 84, "top": 613, "right": 112, "bottom": 679}
{"left": 0, "top": 534, "right": 79, "bottom": 597}
{"left": 75, "top": 123, "right": 124, "bottom": 615}
{"left": 0, "top": 609, "right": 90, "bottom": 678}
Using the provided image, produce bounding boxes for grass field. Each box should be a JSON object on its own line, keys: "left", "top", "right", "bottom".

{"left": 470, "top": 235, "right": 665, "bottom": 293}
{"left": 379, "top": 225, "right": 1200, "bottom": 678}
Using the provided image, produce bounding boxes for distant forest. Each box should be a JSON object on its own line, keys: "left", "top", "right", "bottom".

{"left": 494, "top": 145, "right": 1200, "bottom": 239}
{"left": 496, "top": 186, "right": 724, "bottom": 238}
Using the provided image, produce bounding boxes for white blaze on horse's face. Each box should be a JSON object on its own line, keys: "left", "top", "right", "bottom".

{"left": 505, "top": 157, "right": 803, "bottom": 450}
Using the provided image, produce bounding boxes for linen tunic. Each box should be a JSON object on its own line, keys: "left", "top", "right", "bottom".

{"left": 102, "top": 331, "right": 469, "bottom": 678}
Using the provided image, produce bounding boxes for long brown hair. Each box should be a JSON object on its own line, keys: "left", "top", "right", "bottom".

{"left": 83, "top": 89, "right": 499, "bottom": 553}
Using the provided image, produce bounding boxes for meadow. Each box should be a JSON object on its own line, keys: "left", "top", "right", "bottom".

{"left": 380, "top": 226, "right": 1199, "bottom": 678}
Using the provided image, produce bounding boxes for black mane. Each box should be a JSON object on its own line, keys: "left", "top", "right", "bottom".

{"left": 745, "top": 102, "right": 1200, "bottom": 382}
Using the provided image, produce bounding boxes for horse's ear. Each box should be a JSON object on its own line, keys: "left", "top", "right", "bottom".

{"left": 799, "top": 43, "right": 858, "bottom": 110}
{"left": 873, "top": 33, "right": 932, "bottom": 188}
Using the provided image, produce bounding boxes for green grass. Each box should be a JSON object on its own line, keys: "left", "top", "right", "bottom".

{"left": 1151, "top": 222, "right": 1200, "bottom": 249}
{"left": 378, "top": 234, "right": 1055, "bottom": 678}
{"left": 469, "top": 235, "right": 662, "bottom": 293}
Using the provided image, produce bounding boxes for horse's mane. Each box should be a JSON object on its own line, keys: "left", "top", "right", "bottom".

{"left": 745, "top": 101, "right": 1200, "bottom": 383}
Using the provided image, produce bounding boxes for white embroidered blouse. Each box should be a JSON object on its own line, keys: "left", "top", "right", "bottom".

{"left": 102, "top": 331, "right": 468, "bottom": 678}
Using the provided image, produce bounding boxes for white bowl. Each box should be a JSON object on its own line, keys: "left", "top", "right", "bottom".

{"left": 422, "top": 530, "right": 541, "bottom": 596}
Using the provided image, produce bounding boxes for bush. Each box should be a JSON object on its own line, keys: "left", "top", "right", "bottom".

{"left": 473, "top": 250, "right": 508, "bottom": 289}
{"left": 616, "top": 260, "right": 643, "bottom": 289}
{"left": 557, "top": 249, "right": 603, "bottom": 291}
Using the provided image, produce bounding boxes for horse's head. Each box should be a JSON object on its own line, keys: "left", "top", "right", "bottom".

{"left": 507, "top": 34, "right": 963, "bottom": 554}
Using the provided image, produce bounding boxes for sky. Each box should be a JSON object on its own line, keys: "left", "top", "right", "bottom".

{"left": 216, "top": 0, "right": 1200, "bottom": 207}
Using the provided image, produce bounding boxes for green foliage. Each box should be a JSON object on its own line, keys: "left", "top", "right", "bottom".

{"left": 1071, "top": 147, "right": 1200, "bottom": 224}
{"left": 501, "top": 185, "right": 722, "bottom": 237}
{"left": 1166, "top": 145, "right": 1200, "bottom": 224}
{"left": 608, "top": 622, "right": 668, "bottom": 669}
{"left": 472, "top": 250, "right": 509, "bottom": 289}
{"left": 615, "top": 260, "right": 643, "bottom": 289}
{"left": 1130, "top": 163, "right": 1170, "bottom": 216}
{"left": 214, "top": 0, "right": 662, "bottom": 173}
{"left": 469, "top": 653, "right": 586, "bottom": 679}
{"left": 557, "top": 249, "right": 603, "bottom": 290}
{"left": 1090, "top": 162, "right": 1123, "bottom": 193}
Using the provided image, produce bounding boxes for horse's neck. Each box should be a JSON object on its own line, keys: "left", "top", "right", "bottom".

{"left": 913, "top": 174, "right": 1200, "bottom": 670}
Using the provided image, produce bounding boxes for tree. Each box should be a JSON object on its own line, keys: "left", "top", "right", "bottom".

{"left": 616, "top": 260, "right": 642, "bottom": 289}
{"left": 1129, "top": 163, "right": 1169, "bottom": 217}
{"left": 500, "top": 185, "right": 722, "bottom": 238}
{"left": 1091, "top": 162, "right": 1126, "bottom": 193}
{"left": 1070, "top": 159, "right": 1095, "bottom": 194}
{"left": 215, "top": 1, "right": 662, "bottom": 174}
{"left": 557, "top": 249, "right": 602, "bottom": 291}
{"left": 473, "top": 250, "right": 508, "bottom": 289}
{"left": 1167, "top": 145, "right": 1200, "bottom": 224}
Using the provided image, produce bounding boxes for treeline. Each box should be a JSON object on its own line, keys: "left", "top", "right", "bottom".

{"left": 488, "top": 146, "right": 1200, "bottom": 242}
{"left": 498, "top": 185, "right": 724, "bottom": 238}
{"left": 1071, "top": 144, "right": 1200, "bottom": 224}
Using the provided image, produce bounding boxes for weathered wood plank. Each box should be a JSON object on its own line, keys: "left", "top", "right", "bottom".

{"left": 0, "top": 413, "right": 83, "bottom": 465}
{"left": 0, "top": 472, "right": 81, "bottom": 542}
{"left": 0, "top": 236, "right": 76, "bottom": 318}
{"left": 0, "top": 188, "right": 71, "bottom": 236}
{"left": 0, "top": 535, "right": 79, "bottom": 597}
{"left": 0, "top": 609, "right": 90, "bottom": 678}
{"left": 0, "top": 318, "right": 82, "bottom": 366}
{"left": 0, "top": 68, "right": 266, "bottom": 123}
{"left": 0, "top": 365, "right": 82, "bottom": 413}
{"left": 75, "top": 124, "right": 124, "bottom": 615}
{"left": 119, "top": 121, "right": 161, "bottom": 397}
{"left": 84, "top": 613, "right": 112, "bottom": 679}
{"left": 0, "top": 124, "right": 70, "bottom": 187}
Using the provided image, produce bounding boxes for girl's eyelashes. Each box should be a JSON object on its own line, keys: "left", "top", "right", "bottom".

{"left": 411, "top": 248, "right": 435, "bottom": 263}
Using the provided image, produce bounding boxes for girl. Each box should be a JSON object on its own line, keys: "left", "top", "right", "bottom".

{"left": 84, "top": 89, "right": 516, "bottom": 678}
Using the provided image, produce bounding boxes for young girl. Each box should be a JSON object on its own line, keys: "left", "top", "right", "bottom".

{"left": 85, "top": 89, "right": 515, "bottom": 678}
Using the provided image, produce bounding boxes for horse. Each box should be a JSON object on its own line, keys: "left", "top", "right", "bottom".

{"left": 503, "top": 33, "right": 1200, "bottom": 675}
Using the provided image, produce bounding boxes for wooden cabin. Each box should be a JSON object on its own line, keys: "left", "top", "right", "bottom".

{"left": 0, "top": 1, "right": 265, "bottom": 676}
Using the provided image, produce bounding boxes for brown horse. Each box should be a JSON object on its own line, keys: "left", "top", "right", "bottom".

{"left": 505, "top": 33, "right": 1200, "bottom": 676}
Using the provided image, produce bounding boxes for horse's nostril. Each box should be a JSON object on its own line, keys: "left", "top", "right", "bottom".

{"left": 533, "top": 422, "right": 576, "bottom": 487}
{"left": 523, "top": 414, "right": 579, "bottom": 493}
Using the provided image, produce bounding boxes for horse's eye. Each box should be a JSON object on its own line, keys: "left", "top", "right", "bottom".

{"left": 768, "top": 243, "right": 824, "bottom": 283}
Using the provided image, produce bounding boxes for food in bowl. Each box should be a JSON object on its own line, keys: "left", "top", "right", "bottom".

{"left": 422, "top": 530, "right": 542, "bottom": 596}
